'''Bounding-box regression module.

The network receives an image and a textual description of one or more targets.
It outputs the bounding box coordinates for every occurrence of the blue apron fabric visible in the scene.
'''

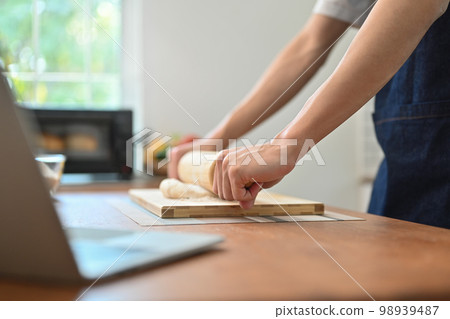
[368,9,450,228]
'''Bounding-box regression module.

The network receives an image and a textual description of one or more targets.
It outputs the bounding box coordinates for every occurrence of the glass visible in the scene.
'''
[35,154,66,194]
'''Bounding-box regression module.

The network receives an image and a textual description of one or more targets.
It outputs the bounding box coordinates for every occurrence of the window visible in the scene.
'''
[0,0,121,108]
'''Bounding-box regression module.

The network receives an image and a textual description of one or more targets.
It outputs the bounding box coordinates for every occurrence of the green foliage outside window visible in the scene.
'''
[0,0,121,108]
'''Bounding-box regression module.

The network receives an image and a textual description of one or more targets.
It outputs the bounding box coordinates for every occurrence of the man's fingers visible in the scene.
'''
[230,174,262,203]
[239,199,256,210]
[213,157,222,197]
[238,183,261,209]
[261,179,281,189]
[221,158,234,201]
[247,181,262,198]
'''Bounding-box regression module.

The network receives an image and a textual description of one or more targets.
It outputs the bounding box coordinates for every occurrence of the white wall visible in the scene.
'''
[130,0,368,211]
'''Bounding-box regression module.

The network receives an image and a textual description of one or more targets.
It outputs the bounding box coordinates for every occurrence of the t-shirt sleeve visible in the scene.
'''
[313,0,376,27]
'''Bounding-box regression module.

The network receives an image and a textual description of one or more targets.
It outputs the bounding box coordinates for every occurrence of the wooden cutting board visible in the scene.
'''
[129,188,324,218]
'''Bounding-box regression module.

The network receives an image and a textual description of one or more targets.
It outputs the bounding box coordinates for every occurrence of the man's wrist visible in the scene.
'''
[270,136,302,166]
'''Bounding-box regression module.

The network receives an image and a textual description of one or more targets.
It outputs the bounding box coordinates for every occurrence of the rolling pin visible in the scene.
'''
[178,151,218,192]
[177,151,253,193]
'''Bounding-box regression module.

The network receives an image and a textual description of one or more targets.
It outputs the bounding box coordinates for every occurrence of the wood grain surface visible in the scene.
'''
[129,188,324,218]
[1,187,449,301]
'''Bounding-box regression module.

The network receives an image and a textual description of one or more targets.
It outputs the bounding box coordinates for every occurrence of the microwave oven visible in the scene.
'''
[28,108,133,179]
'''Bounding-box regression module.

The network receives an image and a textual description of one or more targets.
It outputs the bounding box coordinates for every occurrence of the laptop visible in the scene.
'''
[0,72,223,283]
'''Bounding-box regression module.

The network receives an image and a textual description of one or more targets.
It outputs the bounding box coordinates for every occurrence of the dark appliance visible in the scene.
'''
[29,108,132,179]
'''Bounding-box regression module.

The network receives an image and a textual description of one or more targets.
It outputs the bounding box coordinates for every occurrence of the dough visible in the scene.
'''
[159,178,217,199]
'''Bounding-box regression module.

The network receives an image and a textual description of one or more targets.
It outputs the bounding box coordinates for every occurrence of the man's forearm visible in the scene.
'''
[277,0,449,157]
[206,15,350,147]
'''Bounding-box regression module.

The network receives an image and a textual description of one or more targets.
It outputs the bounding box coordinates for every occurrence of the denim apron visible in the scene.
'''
[368,9,450,228]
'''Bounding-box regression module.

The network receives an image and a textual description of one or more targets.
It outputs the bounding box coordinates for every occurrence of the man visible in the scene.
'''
[169,0,450,228]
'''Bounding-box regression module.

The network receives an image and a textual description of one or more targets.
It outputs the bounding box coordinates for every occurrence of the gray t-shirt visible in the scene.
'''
[313,0,376,27]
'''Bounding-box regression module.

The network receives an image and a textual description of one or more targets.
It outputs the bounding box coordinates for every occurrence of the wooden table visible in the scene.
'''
[1,183,449,301]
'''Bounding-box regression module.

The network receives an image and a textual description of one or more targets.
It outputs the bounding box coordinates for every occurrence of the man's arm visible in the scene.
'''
[207,14,350,145]
[214,0,449,206]
[168,15,349,179]
[278,0,448,144]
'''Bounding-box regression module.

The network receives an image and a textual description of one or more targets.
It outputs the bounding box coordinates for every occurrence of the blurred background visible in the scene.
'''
[0,0,383,212]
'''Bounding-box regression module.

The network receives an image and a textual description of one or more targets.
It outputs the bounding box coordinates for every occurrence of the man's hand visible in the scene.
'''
[213,142,298,209]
